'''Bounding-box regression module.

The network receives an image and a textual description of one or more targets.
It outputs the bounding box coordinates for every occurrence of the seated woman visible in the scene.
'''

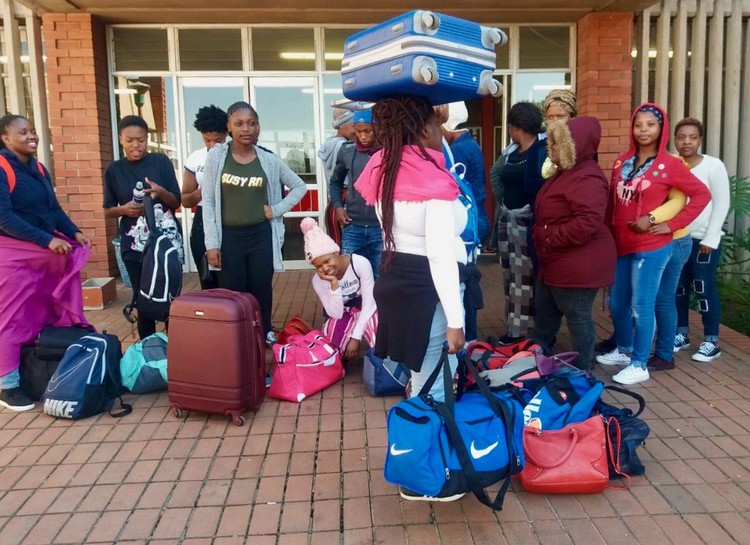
[0,114,91,412]
[301,217,377,360]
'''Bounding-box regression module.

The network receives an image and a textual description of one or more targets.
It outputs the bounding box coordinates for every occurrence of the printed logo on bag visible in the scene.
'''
[470,440,499,459]
[523,396,542,427]
[43,398,78,418]
[389,444,413,456]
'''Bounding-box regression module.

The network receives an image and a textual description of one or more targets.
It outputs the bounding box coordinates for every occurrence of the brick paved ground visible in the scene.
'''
[1,262,750,544]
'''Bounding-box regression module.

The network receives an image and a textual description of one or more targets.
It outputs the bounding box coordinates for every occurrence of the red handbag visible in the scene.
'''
[519,416,611,494]
[276,315,313,345]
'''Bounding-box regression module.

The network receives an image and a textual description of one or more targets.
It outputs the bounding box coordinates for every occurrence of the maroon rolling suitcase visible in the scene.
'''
[167,289,266,425]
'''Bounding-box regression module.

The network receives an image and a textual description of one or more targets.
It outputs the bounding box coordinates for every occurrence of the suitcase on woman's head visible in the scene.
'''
[167,289,265,425]
[341,10,507,105]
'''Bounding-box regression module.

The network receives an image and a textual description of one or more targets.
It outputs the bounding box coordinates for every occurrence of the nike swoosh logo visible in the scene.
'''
[470,440,499,459]
[390,444,413,456]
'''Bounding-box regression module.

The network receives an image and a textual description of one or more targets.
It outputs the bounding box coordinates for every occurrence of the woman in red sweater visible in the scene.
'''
[597,103,710,385]
[531,117,616,370]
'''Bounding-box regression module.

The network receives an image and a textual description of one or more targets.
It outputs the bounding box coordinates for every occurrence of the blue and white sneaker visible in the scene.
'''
[673,333,690,353]
[692,342,721,363]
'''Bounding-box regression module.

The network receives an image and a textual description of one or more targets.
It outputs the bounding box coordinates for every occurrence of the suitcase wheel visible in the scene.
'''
[172,406,183,419]
[226,410,246,427]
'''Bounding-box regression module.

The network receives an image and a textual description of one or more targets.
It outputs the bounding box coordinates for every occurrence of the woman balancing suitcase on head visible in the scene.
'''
[355,96,467,502]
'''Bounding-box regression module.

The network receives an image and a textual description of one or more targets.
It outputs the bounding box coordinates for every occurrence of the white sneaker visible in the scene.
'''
[399,487,465,502]
[692,342,721,362]
[673,333,690,353]
[612,364,650,385]
[596,348,631,366]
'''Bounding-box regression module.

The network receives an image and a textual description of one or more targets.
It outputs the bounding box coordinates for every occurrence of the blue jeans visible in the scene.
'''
[409,302,458,403]
[653,235,693,360]
[0,368,20,389]
[341,224,383,279]
[677,239,722,342]
[611,245,671,369]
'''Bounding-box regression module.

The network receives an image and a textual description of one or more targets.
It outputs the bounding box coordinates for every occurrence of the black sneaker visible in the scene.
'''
[0,388,35,412]
[595,335,617,354]
[399,486,465,502]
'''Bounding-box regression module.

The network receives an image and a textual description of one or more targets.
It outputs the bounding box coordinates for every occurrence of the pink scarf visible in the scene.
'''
[355,145,459,206]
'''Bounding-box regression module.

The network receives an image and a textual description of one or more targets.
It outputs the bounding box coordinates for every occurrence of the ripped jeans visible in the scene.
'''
[610,245,671,369]
[676,239,722,342]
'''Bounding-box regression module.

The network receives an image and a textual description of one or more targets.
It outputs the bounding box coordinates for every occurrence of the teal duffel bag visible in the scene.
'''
[120,332,168,393]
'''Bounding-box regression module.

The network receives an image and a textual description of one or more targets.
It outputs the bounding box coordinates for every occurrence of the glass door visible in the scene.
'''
[177,77,246,272]
[250,77,322,270]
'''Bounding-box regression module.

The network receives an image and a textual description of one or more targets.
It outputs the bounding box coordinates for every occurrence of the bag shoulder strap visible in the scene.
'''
[0,155,45,193]
[605,416,631,489]
[602,385,646,417]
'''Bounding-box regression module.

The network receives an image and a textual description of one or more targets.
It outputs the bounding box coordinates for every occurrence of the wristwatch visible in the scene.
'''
[648,213,656,224]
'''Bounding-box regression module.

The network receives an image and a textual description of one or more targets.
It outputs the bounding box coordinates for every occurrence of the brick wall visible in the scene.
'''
[576,12,634,170]
[43,13,116,280]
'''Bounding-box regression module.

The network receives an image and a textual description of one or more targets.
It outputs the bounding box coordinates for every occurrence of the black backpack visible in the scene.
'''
[124,194,183,323]
[42,333,132,420]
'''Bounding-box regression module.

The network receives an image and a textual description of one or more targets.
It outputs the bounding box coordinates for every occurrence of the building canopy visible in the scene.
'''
[20,0,656,23]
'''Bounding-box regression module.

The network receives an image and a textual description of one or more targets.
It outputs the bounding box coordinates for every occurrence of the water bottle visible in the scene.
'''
[132,181,145,205]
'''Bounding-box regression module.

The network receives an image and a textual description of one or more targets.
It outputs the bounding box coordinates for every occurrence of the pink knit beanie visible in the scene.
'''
[301,217,340,263]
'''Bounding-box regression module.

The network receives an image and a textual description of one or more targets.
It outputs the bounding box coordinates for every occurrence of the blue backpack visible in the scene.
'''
[43,333,132,420]
[120,333,168,394]
[443,140,480,260]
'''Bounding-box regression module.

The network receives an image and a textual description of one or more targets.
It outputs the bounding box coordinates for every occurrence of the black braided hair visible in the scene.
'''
[0,114,26,149]
[193,105,228,134]
[371,96,440,267]
[226,101,259,120]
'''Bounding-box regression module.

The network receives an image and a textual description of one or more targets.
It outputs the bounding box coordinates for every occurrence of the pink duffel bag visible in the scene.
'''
[269,331,345,402]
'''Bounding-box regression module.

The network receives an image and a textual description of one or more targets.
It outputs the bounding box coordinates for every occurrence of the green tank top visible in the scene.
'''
[220,151,268,227]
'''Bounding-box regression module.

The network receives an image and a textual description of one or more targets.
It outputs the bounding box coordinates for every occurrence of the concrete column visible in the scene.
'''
[25,13,51,170]
[688,0,708,118]
[722,0,742,177]
[634,8,652,105]
[1,0,27,115]
[654,0,674,109]
[670,1,689,125]
[706,0,726,157]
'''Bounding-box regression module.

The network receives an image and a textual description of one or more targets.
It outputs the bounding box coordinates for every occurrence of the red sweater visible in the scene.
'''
[609,103,710,256]
[534,117,616,289]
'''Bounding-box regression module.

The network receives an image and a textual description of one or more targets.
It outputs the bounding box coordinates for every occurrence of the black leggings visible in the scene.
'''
[219,222,274,334]
[190,207,219,290]
[124,257,157,340]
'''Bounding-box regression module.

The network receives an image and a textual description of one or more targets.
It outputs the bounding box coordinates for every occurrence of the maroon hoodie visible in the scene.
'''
[534,116,616,289]
[609,103,710,256]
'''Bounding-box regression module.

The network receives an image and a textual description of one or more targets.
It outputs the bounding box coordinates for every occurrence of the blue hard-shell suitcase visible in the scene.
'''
[341,10,507,105]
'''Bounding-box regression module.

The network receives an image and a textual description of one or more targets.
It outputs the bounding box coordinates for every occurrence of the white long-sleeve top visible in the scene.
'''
[688,154,731,249]
[378,199,467,329]
[311,254,376,341]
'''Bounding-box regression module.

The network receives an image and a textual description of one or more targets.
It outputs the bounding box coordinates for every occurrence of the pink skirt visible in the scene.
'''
[0,235,89,376]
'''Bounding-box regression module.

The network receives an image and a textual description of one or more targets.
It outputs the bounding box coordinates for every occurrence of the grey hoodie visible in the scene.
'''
[202,143,307,271]
[317,136,351,187]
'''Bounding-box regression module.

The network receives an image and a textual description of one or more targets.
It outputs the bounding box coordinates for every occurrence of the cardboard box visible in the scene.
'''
[82,277,117,310]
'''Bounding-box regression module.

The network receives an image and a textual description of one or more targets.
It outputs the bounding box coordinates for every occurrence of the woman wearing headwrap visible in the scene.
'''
[541,89,578,179]
[596,103,710,385]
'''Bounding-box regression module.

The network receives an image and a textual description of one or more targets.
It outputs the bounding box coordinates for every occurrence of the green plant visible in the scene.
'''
[719,175,750,272]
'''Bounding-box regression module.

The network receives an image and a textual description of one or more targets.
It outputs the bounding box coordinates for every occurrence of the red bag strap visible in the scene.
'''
[0,155,46,193]
[605,416,632,490]
[0,155,16,193]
